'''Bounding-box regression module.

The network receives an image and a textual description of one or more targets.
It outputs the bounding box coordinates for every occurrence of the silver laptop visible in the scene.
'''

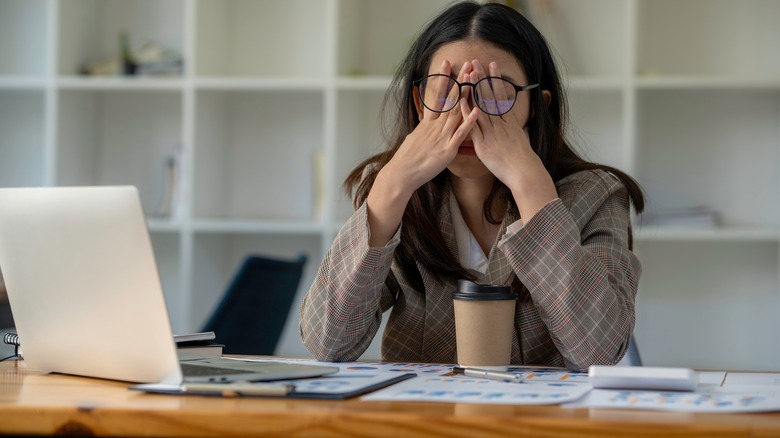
[0,186,337,384]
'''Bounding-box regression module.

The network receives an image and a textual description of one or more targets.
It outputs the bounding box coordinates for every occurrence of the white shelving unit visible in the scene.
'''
[1,0,778,370]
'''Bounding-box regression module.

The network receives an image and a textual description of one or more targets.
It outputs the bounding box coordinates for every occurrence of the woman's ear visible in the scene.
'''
[542,89,551,106]
[528,89,552,121]
[412,86,425,120]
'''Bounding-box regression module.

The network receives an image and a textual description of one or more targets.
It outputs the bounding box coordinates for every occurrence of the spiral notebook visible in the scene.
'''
[0,186,337,384]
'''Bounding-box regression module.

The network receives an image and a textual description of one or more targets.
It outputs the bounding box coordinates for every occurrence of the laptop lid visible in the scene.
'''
[0,186,336,384]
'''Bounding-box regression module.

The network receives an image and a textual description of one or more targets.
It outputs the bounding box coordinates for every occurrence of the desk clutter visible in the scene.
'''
[174,331,223,359]
[132,357,780,414]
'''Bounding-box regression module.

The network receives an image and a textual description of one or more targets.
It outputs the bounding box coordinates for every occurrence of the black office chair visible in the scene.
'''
[201,253,307,355]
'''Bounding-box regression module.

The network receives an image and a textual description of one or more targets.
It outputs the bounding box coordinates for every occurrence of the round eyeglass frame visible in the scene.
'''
[413,74,540,116]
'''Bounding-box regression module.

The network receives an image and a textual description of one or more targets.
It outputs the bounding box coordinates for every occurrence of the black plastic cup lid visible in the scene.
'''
[451,279,516,301]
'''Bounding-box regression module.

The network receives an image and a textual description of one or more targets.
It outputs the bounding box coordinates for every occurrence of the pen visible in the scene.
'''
[452,366,524,383]
[182,381,295,396]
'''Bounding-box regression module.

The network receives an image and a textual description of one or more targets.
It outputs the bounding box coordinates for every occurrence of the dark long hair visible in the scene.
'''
[344,1,645,291]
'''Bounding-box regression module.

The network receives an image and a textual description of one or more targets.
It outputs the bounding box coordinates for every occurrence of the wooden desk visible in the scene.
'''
[2,360,780,437]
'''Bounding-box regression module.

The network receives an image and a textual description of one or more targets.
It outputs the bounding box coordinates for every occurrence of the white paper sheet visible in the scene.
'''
[562,388,780,413]
[362,375,591,405]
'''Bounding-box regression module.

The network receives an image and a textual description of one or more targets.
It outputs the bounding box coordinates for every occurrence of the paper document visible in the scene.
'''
[562,389,780,413]
[362,375,591,405]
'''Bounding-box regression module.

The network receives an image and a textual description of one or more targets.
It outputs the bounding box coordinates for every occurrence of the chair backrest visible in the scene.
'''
[201,254,307,355]
[626,335,643,366]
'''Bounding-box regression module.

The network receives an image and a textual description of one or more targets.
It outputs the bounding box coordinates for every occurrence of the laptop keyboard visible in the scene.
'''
[180,363,254,377]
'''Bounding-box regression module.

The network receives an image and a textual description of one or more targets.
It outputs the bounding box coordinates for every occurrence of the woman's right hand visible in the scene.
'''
[384,60,479,194]
[365,60,479,247]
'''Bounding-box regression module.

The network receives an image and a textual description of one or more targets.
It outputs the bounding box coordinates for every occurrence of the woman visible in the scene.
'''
[300,1,644,371]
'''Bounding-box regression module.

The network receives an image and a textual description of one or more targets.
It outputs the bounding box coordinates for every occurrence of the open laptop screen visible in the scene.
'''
[0,186,182,383]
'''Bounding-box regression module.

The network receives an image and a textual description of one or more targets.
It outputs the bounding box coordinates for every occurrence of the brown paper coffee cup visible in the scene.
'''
[452,280,516,370]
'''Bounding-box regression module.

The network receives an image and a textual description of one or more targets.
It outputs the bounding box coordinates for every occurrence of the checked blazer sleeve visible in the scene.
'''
[499,170,641,371]
[299,202,400,361]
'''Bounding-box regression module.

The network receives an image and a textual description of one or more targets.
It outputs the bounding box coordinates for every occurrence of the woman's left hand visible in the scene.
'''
[462,59,558,221]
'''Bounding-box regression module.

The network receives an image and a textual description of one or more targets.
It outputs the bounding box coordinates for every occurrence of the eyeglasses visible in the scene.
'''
[413,74,539,116]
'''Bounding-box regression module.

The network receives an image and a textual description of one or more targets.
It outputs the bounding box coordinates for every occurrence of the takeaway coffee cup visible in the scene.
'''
[452,280,517,370]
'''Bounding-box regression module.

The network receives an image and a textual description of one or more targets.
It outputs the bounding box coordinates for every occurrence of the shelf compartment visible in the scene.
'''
[56,89,183,216]
[338,0,452,77]
[150,231,182,330]
[635,89,780,229]
[637,0,780,78]
[193,89,325,222]
[195,0,328,78]
[58,0,184,76]
[526,0,627,78]
[0,90,47,187]
[0,0,48,76]
[567,89,627,172]
[634,241,780,371]
[189,232,322,356]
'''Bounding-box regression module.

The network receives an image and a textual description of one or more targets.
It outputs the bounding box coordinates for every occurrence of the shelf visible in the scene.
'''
[0,77,47,90]
[566,76,625,91]
[192,219,324,235]
[147,218,183,233]
[635,89,780,231]
[336,76,392,91]
[635,226,780,242]
[636,76,780,90]
[194,77,326,91]
[57,76,184,90]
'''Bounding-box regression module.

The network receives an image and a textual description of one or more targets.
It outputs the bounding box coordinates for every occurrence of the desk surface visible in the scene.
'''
[1,360,780,437]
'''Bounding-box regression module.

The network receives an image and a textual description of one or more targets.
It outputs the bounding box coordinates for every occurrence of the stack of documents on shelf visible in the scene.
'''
[642,206,721,229]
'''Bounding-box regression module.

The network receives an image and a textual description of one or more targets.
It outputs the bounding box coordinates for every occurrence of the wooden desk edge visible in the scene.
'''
[2,360,780,437]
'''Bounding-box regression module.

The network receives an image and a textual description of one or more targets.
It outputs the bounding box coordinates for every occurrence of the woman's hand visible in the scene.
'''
[383,60,479,196]
[365,60,479,246]
[463,59,558,222]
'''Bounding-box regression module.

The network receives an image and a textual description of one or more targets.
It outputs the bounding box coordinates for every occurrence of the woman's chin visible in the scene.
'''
[447,156,492,180]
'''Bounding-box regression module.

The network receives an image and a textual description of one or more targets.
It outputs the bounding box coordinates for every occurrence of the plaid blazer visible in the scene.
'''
[300,169,640,371]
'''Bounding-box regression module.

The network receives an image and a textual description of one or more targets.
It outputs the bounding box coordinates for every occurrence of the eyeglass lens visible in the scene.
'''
[420,76,518,115]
